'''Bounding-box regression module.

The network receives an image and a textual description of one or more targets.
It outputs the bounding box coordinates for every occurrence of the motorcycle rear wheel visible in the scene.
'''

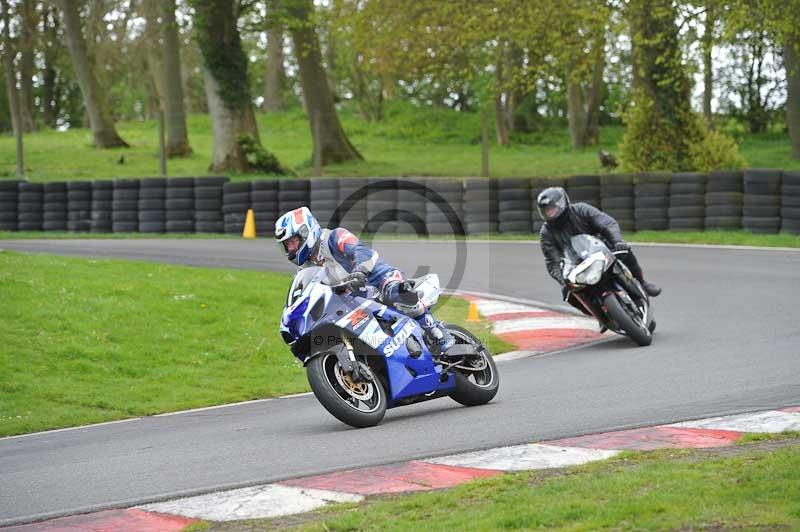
[445,324,499,406]
[307,353,387,428]
[603,293,652,346]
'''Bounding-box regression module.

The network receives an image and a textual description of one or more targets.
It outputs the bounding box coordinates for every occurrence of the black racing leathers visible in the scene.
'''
[539,202,625,285]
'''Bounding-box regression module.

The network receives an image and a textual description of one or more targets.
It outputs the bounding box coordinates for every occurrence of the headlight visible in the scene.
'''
[575,260,605,285]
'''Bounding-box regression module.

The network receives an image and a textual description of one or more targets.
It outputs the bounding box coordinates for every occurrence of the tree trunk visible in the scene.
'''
[1,0,23,175]
[785,38,800,159]
[42,4,59,128]
[566,73,587,150]
[160,0,191,156]
[18,0,36,132]
[264,26,286,112]
[194,0,284,173]
[702,4,714,125]
[203,68,260,171]
[58,0,128,147]
[584,32,605,146]
[286,0,362,165]
[493,52,509,146]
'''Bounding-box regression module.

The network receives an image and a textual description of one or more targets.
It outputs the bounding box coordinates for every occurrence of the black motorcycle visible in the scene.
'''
[562,234,655,346]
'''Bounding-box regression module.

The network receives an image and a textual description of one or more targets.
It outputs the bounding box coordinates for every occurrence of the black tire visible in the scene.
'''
[669,194,705,207]
[167,177,195,187]
[635,196,669,208]
[194,176,229,187]
[446,324,499,406]
[18,192,42,203]
[782,195,800,207]
[195,221,224,233]
[165,210,194,221]
[0,222,18,231]
[306,353,387,428]
[194,211,223,221]
[705,216,741,229]
[44,192,67,203]
[139,178,168,188]
[113,189,139,201]
[670,182,706,195]
[742,217,781,233]
[138,199,165,211]
[0,191,18,202]
[743,206,780,218]
[166,198,194,210]
[138,188,166,200]
[782,207,800,219]
[635,218,669,230]
[602,197,634,209]
[138,210,166,222]
[0,212,18,222]
[668,218,704,230]
[166,187,194,199]
[112,211,138,222]
[498,221,532,233]
[498,210,531,222]
[603,292,652,346]
[707,171,743,192]
[166,220,195,232]
[138,222,165,233]
[635,183,669,196]
[194,187,224,200]
[112,200,138,211]
[223,181,252,194]
[668,206,704,218]
[43,221,67,231]
[68,201,91,211]
[743,194,780,206]
[705,204,742,217]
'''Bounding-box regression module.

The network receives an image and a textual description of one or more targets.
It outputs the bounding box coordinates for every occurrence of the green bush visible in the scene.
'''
[620,92,744,173]
[689,128,747,172]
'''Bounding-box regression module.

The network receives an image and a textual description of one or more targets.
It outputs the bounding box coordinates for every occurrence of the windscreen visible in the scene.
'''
[286,266,325,306]
[566,234,609,263]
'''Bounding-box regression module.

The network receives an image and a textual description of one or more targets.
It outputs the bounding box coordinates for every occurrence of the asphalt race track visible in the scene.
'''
[1,238,799,526]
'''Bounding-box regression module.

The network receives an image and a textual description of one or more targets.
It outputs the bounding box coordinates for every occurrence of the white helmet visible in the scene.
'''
[275,207,322,266]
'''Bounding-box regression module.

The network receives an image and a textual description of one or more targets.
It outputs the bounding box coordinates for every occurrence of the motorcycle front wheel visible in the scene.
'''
[445,324,499,406]
[306,353,387,428]
[603,293,652,346]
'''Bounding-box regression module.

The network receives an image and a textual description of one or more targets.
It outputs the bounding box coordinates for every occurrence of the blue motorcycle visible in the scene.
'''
[280,266,499,428]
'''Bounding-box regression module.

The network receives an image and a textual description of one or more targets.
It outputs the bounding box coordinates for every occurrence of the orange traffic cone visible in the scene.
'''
[242,209,256,239]
[466,301,480,322]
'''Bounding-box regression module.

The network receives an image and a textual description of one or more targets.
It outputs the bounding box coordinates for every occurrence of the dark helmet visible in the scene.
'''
[536,187,570,223]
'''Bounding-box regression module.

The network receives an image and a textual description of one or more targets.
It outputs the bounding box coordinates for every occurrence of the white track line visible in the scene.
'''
[473,299,548,316]
[424,443,618,472]
[492,316,600,334]
[138,484,362,521]
[670,410,800,433]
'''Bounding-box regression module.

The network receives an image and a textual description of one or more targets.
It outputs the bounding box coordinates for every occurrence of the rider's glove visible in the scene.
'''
[614,241,631,252]
[345,271,368,290]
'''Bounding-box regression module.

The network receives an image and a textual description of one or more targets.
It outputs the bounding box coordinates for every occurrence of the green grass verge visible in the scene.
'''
[263,439,800,531]
[2,230,800,248]
[0,251,511,437]
[1,104,797,181]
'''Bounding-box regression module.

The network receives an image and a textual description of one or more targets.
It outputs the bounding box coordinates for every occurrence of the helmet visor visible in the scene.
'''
[281,234,302,260]
[538,194,567,221]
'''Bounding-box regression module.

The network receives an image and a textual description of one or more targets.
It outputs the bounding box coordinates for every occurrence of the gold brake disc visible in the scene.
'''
[334,364,374,401]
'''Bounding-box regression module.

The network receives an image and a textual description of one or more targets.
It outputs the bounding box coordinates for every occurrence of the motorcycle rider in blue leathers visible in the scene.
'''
[275,206,456,353]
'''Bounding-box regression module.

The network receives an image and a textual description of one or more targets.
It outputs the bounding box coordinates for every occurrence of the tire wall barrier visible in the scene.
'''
[1,169,798,237]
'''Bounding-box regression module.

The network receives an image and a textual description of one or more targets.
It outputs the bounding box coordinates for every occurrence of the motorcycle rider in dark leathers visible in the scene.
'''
[536,187,661,316]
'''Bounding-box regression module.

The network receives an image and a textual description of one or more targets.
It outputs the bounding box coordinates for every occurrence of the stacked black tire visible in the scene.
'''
[497,178,531,233]
[66,181,92,232]
[600,174,635,232]
[90,181,113,233]
[223,181,251,235]
[18,182,43,231]
[567,175,601,208]
[0,180,20,231]
[463,178,498,235]
[704,171,743,230]
[396,178,428,235]
[112,179,139,233]
[252,180,278,236]
[781,171,800,234]
[165,178,195,233]
[138,178,167,233]
[668,173,706,231]
[278,180,310,231]
[634,173,670,231]
[530,177,564,233]
[42,182,68,231]
[366,178,397,234]
[742,169,781,234]
[338,178,367,234]
[194,177,228,234]
[309,178,340,230]
[426,179,464,235]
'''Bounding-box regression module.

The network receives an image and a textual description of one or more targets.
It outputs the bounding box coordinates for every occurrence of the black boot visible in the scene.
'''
[641,280,661,297]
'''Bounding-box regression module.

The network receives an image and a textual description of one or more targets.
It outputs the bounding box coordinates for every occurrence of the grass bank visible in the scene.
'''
[230,436,800,531]
[0,252,511,437]
[0,103,798,181]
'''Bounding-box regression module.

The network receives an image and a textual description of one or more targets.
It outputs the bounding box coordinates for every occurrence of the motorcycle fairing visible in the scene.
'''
[280,268,455,406]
